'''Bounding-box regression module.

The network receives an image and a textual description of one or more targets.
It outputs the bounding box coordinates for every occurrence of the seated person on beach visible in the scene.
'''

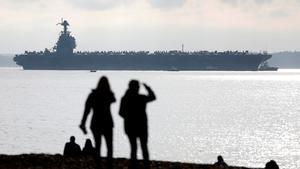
[82,139,96,157]
[214,155,229,169]
[265,160,279,169]
[63,136,81,156]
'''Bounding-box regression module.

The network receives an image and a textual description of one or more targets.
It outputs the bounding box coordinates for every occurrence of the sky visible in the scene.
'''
[0,0,300,53]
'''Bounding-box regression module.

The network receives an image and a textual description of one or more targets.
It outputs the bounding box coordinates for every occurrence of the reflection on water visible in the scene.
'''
[0,69,299,169]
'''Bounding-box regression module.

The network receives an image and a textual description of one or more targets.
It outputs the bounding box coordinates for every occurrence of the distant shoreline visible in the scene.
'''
[0,154,262,169]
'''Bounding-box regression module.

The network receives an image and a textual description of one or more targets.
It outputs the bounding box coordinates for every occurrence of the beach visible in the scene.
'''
[0,154,262,169]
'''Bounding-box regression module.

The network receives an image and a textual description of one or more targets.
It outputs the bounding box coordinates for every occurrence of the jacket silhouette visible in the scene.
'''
[119,80,156,169]
[80,76,116,161]
[63,136,81,156]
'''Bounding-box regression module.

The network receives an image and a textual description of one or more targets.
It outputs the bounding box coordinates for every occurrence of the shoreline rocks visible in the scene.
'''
[0,154,262,169]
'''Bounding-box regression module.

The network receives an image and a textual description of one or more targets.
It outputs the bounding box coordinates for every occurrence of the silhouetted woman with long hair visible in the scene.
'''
[80,76,116,167]
[82,139,96,157]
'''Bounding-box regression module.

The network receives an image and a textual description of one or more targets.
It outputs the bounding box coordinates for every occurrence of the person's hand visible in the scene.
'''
[79,124,87,134]
[143,83,150,89]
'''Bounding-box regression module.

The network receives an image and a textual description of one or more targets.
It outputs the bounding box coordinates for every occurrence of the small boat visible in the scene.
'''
[259,62,278,71]
[168,67,179,71]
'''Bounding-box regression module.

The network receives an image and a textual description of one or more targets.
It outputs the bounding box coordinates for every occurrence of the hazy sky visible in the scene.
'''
[1,0,300,53]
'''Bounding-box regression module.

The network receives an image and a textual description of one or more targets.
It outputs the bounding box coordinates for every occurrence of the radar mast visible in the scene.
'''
[57,19,70,35]
[54,19,76,55]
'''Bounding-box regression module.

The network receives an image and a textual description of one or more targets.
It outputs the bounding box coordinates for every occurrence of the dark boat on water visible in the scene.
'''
[14,20,272,71]
[259,62,279,71]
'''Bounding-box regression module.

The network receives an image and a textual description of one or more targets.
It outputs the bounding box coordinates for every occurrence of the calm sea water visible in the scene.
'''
[0,68,299,169]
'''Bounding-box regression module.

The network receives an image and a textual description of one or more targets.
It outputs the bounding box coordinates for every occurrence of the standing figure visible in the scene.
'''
[119,80,156,169]
[79,76,116,167]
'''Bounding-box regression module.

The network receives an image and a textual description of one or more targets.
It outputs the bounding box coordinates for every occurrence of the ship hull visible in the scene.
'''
[14,53,271,71]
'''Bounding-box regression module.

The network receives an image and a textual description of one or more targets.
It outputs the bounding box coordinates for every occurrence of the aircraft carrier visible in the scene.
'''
[14,20,272,71]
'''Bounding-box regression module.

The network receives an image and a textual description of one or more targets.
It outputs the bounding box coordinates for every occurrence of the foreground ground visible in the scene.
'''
[0,154,262,169]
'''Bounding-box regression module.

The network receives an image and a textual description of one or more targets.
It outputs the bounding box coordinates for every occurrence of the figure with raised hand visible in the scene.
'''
[119,80,156,169]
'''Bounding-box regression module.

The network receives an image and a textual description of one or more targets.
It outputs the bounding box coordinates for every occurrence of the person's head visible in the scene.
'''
[96,76,111,92]
[217,155,224,162]
[265,160,279,169]
[128,80,139,94]
[84,139,93,148]
[70,136,75,143]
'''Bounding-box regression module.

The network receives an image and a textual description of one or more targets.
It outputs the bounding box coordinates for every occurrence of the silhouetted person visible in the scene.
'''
[79,76,116,168]
[63,136,81,156]
[214,155,228,169]
[119,80,156,169]
[265,160,279,169]
[82,139,97,157]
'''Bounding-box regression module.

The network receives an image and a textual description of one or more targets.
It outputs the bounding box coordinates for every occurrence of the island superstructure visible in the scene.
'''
[14,20,272,71]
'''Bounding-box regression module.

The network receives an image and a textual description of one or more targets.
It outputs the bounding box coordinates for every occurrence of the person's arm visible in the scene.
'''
[79,94,92,134]
[119,97,126,118]
[143,83,156,102]
[63,143,69,156]
[110,92,116,103]
[224,162,229,168]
